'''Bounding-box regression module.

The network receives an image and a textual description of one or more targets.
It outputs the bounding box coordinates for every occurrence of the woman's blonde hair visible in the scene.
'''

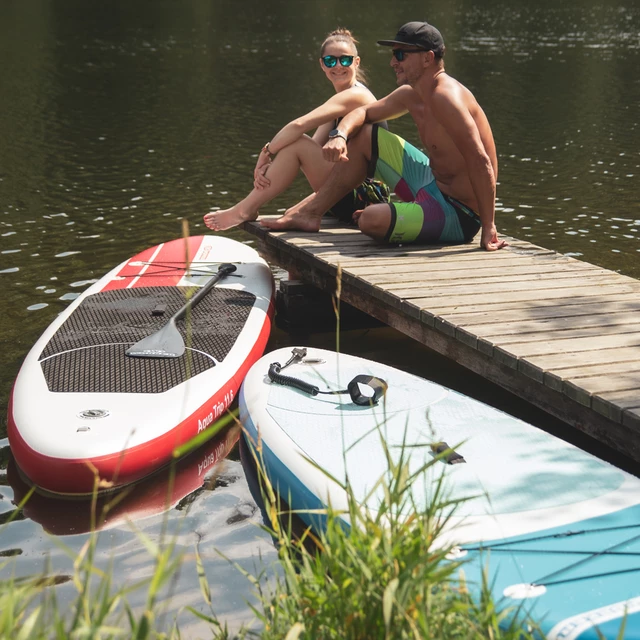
[320,28,367,85]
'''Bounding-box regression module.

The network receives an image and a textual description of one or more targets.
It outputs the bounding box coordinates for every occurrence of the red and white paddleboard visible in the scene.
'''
[8,235,274,495]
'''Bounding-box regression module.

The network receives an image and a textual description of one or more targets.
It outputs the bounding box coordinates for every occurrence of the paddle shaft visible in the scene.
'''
[170,264,236,323]
[125,262,237,358]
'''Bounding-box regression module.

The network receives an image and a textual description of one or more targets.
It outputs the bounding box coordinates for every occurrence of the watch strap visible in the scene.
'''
[328,129,348,142]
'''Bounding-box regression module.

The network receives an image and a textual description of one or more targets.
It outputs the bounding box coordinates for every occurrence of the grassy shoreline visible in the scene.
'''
[1,416,538,640]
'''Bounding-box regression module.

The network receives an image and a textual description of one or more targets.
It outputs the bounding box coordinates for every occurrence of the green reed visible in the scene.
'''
[235,419,541,640]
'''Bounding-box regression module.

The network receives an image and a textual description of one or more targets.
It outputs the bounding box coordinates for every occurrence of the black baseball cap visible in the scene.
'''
[377,21,444,52]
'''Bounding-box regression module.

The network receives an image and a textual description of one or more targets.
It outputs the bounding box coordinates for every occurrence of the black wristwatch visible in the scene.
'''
[328,128,348,142]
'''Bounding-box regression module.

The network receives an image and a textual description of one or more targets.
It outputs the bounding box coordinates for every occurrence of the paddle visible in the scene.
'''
[126,262,237,359]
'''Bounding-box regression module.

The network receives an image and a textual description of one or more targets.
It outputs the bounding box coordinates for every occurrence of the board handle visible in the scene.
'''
[430,442,466,465]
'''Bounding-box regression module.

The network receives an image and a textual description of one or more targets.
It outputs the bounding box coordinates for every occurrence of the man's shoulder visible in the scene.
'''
[386,84,418,104]
[432,76,475,108]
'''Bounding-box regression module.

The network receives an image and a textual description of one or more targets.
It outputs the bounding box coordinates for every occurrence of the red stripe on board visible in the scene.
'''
[8,297,274,495]
[102,236,206,291]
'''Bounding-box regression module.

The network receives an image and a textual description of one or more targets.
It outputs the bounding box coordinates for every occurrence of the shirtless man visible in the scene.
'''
[261,21,507,251]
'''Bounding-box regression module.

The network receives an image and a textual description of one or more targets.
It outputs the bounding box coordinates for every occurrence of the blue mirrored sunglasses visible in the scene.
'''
[392,49,427,61]
[322,55,354,68]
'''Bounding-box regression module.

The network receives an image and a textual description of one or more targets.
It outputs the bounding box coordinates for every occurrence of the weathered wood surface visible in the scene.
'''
[242,216,640,461]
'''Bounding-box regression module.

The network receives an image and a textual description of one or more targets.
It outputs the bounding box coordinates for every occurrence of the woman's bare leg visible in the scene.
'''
[260,125,373,231]
[204,136,333,231]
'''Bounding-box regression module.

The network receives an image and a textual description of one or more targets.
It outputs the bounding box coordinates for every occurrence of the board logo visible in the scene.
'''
[198,244,212,261]
[77,409,110,419]
[198,412,214,433]
[197,390,235,433]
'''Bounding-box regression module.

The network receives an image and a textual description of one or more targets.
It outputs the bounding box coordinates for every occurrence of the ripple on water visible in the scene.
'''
[70,279,98,288]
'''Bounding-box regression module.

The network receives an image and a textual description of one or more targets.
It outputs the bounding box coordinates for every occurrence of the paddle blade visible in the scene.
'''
[125,319,185,359]
[125,261,236,359]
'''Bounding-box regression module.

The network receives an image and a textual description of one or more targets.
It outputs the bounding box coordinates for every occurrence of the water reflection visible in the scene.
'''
[0,424,279,635]
[7,425,241,537]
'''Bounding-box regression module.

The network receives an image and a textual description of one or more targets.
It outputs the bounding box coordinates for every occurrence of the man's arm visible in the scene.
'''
[322,87,412,162]
[431,92,505,251]
[267,88,373,154]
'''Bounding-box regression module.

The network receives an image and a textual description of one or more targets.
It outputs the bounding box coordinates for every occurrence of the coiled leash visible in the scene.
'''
[267,348,388,407]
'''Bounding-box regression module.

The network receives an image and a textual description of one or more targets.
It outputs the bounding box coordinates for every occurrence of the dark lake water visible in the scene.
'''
[1,0,639,633]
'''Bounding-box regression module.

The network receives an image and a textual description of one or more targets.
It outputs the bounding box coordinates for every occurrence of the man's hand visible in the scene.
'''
[323,137,349,163]
[481,225,508,251]
[352,208,365,224]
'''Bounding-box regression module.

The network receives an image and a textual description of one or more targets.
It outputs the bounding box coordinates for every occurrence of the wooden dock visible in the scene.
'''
[243,217,640,462]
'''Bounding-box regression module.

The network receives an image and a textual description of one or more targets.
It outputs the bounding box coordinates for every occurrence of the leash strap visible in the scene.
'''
[267,362,387,406]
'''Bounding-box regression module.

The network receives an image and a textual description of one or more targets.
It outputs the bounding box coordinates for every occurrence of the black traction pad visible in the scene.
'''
[39,286,256,394]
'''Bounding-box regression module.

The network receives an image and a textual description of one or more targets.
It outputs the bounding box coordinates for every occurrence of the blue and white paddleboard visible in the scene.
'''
[240,346,640,640]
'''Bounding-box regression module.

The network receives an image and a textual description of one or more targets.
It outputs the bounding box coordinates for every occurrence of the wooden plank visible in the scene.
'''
[551,360,640,379]
[498,332,640,358]
[563,373,640,408]
[456,311,640,339]
[345,261,607,280]
[482,318,640,343]
[624,408,640,431]
[592,389,640,425]
[374,274,627,297]
[544,361,640,393]
[301,245,556,261]
[440,299,640,326]
[356,267,610,287]
[331,253,569,270]
[566,371,640,395]
[519,346,640,382]
[411,282,640,311]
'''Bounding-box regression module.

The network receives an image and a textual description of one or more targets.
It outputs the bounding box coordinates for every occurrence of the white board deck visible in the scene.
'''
[240,346,640,640]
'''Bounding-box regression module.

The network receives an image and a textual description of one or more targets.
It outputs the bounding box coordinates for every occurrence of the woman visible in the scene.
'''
[203,29,388,231]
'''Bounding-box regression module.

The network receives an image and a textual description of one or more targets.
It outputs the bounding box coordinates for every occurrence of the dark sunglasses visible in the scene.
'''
[322,55,354,68]
[392,49,427,61]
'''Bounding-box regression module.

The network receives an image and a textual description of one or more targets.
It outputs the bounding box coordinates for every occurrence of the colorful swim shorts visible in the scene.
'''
[368,126,481,244]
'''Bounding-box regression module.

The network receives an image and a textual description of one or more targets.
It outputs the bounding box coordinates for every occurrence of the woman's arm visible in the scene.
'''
[312,121,333,146]
[266,87,375,155]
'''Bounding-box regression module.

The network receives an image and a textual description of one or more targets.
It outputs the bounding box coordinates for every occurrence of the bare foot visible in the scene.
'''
[260,210,323,232]
[203,207,258,232]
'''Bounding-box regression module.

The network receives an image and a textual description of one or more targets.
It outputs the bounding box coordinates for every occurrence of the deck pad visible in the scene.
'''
[40,287,256,393]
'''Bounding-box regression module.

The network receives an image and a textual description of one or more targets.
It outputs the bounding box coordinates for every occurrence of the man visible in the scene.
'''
[261,21,507,251]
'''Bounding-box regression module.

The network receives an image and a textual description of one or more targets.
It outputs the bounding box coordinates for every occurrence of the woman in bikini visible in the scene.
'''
[203,28,386,231]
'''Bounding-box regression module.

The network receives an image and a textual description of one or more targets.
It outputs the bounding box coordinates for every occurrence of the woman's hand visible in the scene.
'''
[254,150,272,189]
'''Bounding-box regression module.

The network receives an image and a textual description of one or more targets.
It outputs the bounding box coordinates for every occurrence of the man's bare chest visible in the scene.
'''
[408,103,455,161]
